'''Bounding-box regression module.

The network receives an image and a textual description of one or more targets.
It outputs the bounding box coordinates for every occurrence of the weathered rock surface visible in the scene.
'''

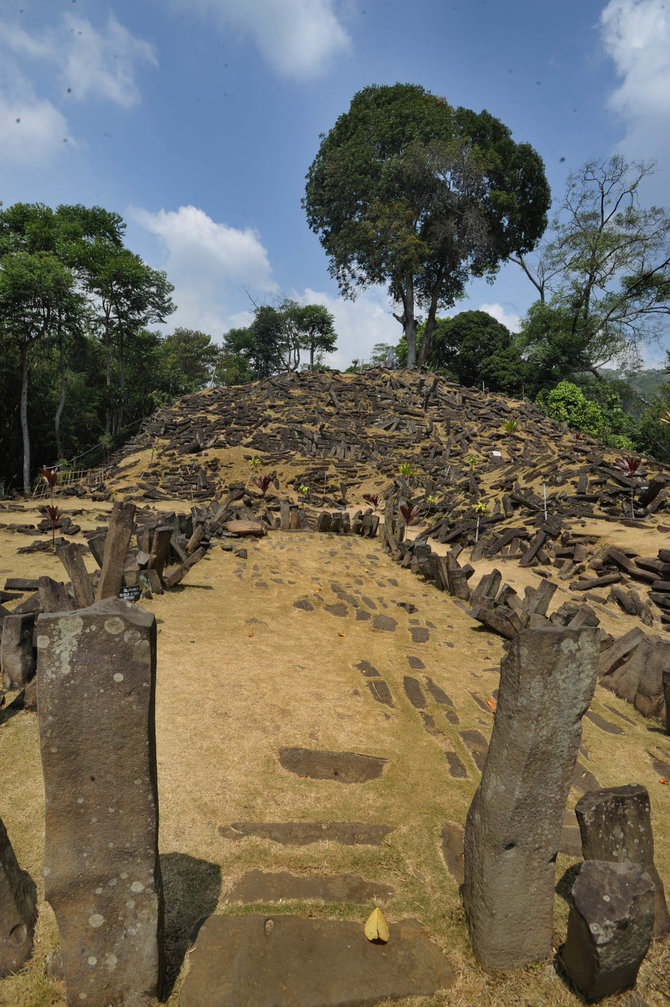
[278,747,388,783]
[0,613,34,690]
[463,625,600,972]
[179,914,454,1007]
[36,598,163,1007]
[95,500,136,600]
[575,784,670,937]
[225,871,394,905]
[0,817,37,977]
[560,860,655,1002]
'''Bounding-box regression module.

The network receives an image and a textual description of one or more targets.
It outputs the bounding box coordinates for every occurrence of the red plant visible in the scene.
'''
[45,504,62,546]
[40,465,58,490]
[399,504,419,525]
[253,474,274,496]
[573,431,581,441]
[363,493,379,508]
[615,456,641,476]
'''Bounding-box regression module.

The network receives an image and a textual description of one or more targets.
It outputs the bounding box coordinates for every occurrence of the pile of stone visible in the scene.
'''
[74,370,669,528]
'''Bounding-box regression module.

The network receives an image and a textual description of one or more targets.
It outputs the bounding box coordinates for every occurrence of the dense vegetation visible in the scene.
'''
[2,92,669,492]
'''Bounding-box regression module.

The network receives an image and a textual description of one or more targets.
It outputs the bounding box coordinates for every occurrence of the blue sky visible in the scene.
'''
[1,0,669,368]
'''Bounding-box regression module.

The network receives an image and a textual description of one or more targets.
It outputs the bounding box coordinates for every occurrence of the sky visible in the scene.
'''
[1,0,669,369]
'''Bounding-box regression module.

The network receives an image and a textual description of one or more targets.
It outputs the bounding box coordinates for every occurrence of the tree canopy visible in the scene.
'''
[222,300,337,379]
[514,157,670,388]
[303,82,549,368]
[0,202,174,492]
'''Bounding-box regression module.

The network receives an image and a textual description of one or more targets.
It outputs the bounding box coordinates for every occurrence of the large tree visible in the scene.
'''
[428,310,523,393]
[303,83,549,368]
[513,157,670,385]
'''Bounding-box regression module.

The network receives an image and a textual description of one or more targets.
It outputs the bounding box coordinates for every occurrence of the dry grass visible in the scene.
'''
[0,499,668,1006]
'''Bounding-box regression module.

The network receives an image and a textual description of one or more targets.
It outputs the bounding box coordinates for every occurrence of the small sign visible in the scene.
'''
[118,585,141,602]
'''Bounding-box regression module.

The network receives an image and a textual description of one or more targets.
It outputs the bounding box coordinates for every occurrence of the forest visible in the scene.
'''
[1,86,669,494]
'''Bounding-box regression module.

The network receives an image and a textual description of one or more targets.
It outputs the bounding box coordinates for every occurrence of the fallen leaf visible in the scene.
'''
[248,631,254,637]
[486,698,497,712]
[365,907,389,944]
[338,632,346,637]
[659,777,669,785]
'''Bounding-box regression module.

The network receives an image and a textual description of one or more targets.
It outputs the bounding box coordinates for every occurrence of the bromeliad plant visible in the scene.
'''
[39,465,62,548]
[399,503,419,526]
[363,493,380,509]
[614,456,641,477]
[253,474,276,497]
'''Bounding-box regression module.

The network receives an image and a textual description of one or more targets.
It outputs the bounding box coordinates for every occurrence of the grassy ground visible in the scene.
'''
[0,499,669,1006]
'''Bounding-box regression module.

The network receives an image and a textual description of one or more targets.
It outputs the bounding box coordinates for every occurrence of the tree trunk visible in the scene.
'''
[395,279,417,368]
[55,331,66,458]
[404,316,417,369]
[20,344,31,495]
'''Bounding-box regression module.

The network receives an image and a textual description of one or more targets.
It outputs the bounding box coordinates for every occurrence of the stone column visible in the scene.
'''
[95,501,136,601]
[463,626,600,972]
[0,817,37,976]
[36,598,163,1007]
[575,784,670,937]
[1,613,35,690]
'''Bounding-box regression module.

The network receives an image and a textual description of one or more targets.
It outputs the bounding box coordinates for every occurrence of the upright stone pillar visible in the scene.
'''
[463,626,600,972]
[575,784,670,937]
[95,501,136,601]
[0,817,37,976]
[36,598,163,1007]
[1,613,35,689]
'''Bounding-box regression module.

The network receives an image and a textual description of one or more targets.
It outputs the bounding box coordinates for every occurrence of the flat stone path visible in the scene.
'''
[146,530,663,1006]
[180,915,455,1007]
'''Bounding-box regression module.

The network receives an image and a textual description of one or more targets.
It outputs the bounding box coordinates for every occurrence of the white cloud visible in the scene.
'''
[477,302,522,333]
[293,287,399,369]
[171,0,351,79]
[600,0,670,197]
[0,88,73,164]
[0,12,155,164]
[130,205,279,336]
[60,14,157,107]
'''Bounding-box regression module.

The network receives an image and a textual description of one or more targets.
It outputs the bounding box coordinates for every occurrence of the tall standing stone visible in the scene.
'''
[95,501,136,601]
[575,784,670,937]
[36,598,163,1006]
[0,817,37,976]
[463,626,600,972]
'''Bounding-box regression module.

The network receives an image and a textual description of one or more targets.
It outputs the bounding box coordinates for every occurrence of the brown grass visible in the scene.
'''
[0,499,668,1006]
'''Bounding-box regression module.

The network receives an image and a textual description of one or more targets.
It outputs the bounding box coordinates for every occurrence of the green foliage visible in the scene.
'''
[0,202,175,491]
[428,311,523,392]
[515,157,670,388]
[155,328,219,398]
[540,381,606,436]
[304,82,549,368]
[223,301,337,380]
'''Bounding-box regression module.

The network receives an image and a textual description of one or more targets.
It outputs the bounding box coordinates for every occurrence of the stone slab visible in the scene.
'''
[218,822,394,846]
[278,748,388,783]
[225,871,394,905]
[179,915,454,1007]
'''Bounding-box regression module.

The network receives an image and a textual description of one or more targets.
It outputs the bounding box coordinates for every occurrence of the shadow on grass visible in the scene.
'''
[555,862,582,904]
[0,689,27,726]
[160,852,222,999]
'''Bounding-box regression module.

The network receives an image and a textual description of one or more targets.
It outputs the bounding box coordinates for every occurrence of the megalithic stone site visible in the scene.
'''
[36,598,163,1007]
[463,625,600,972]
